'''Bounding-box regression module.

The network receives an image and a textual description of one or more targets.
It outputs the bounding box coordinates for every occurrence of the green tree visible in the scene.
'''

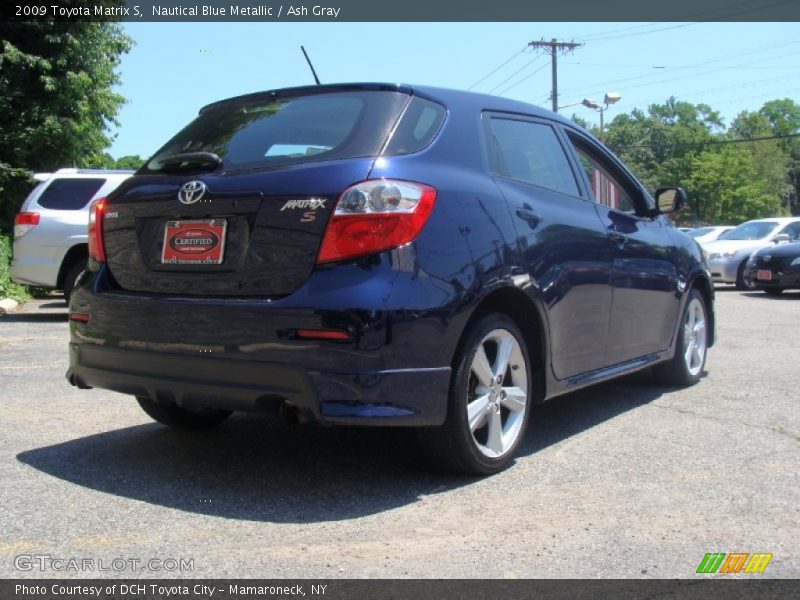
[0,19,132,228]
[604,98,723,196]
[758,99,800,213]
[729,110,792,208]
[689,145,783,223]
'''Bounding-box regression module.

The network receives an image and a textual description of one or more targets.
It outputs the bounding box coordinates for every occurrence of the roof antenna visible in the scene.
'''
[300,46,321,85]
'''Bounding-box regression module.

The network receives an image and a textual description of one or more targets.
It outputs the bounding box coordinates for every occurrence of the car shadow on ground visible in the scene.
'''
[2,311,68,322]
[17,372,674,524]
[740,291,800,300]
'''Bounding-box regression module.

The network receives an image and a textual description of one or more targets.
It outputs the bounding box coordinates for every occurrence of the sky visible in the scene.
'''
[109,21,800,158]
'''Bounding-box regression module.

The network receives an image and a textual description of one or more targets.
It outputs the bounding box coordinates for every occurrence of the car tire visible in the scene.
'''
[62,259,87,306]
[136,396,232,430]
[735,261,751,290]
[653,289,709,387]
[417,312,533,475]
[764,288,783,296]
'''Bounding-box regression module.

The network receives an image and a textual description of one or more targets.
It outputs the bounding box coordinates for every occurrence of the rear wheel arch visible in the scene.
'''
[460,286,547,401]
[57,244,88,288]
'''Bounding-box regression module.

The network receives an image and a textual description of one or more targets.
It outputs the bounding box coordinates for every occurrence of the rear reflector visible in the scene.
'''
[88,197,106,263]
[13,212,40,238]
[317,179,436,264]
[295,328,350,341]
[69,312,91,323]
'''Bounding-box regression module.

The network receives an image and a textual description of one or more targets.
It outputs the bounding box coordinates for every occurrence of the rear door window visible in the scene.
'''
[486,117,580,197]
[36,178,106,210]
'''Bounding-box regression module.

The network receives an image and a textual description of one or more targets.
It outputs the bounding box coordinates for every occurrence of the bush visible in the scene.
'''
[0,233,31,302]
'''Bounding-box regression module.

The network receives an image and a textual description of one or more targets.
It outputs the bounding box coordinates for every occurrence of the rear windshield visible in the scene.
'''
[36,178,106,210]
[144,90,412,173]
[719,222,778,241]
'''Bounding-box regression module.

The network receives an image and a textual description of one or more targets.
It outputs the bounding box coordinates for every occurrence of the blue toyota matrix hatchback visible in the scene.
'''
[67,83,715,474]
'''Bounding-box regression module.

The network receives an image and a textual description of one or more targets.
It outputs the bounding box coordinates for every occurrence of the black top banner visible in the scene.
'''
[5,0,800,22]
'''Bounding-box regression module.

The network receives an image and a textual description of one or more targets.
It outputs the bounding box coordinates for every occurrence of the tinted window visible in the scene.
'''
[488,118,579,196]
[144,90,410,173]
[37,178,106,210]
[719,222,778,240]
[779,221,800,239]
[383,97,446,155]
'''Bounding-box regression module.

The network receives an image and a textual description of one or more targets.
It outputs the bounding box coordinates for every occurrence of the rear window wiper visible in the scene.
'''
[154,151,222,173]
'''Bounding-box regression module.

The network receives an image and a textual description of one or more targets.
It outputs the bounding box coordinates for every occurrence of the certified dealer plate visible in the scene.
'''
[161,219,227,265]
[756,269,772,281]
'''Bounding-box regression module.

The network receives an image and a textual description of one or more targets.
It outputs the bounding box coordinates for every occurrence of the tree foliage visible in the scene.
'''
[0,20,132,229]
[602,97,799,224]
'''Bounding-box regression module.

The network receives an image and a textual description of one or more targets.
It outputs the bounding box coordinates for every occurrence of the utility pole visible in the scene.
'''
[528,39,583,113]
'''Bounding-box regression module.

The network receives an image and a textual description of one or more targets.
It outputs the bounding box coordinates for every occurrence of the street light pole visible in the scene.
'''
[574,92,620,143]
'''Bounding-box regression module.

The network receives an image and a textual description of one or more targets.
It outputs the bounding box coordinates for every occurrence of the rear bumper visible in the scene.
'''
[9,252,60,288]
[67,343,450,426]
[66,263,462,426]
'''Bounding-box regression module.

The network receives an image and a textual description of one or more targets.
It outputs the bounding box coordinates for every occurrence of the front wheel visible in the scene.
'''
[136,396,232,430]
[417,313,533,475]
[653,289,709,387]
[735,261,753,290]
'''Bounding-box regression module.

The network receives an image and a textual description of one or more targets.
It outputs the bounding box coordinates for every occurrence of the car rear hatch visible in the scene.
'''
[102,85,413,297]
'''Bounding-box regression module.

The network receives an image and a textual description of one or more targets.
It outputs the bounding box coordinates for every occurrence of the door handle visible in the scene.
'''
[516,207,542,224]
[609,232,628,245]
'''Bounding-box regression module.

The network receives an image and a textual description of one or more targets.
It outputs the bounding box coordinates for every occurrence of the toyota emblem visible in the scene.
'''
[178,180,207,205]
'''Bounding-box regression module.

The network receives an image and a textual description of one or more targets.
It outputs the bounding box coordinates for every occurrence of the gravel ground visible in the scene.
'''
[0,289,797,579]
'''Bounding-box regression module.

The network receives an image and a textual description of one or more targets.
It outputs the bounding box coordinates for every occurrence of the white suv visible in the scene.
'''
[10,168,133,303]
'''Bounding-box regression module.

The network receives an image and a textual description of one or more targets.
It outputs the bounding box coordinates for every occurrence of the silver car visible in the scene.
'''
[704,217,800,289]
[10,168,133,303]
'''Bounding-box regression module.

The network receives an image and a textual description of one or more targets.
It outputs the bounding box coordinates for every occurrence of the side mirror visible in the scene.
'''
[773,233,791,244]
[654,187,687,214]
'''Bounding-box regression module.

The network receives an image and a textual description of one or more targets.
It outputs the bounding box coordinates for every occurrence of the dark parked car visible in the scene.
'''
[67,83,715,474]
[747,241,800,295]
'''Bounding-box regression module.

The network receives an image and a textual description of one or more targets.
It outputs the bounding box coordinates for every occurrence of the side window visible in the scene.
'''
[779,222,800,240]
[487,117,579,197]
[36,178,106,210]
[572,146,637,213]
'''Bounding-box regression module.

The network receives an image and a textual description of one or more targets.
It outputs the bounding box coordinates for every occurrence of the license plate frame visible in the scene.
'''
[756,269,772,281]
[161,219,227,265]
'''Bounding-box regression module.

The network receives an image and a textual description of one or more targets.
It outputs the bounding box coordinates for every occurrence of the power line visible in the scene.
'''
[558,38,800,96]
[574,0,763,41]
[577,0,796,44]
[497,62,550,96]
[466,46,530,91]
[488,55,546,94]
[621,132,800,149]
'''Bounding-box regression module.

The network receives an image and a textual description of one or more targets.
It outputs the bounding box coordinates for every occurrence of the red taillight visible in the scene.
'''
[88,197,106,263]
[13,212,40,238]
[69,312,91,323]
[295,328,351,341]
[317,179,436,264]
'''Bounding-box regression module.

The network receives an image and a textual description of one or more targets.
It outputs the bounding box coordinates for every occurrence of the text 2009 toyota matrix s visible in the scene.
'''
[67,83,715,474]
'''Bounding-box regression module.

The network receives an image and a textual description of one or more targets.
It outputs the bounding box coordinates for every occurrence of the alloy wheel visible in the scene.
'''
[466,329,528,458]
[683,298,707,377]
